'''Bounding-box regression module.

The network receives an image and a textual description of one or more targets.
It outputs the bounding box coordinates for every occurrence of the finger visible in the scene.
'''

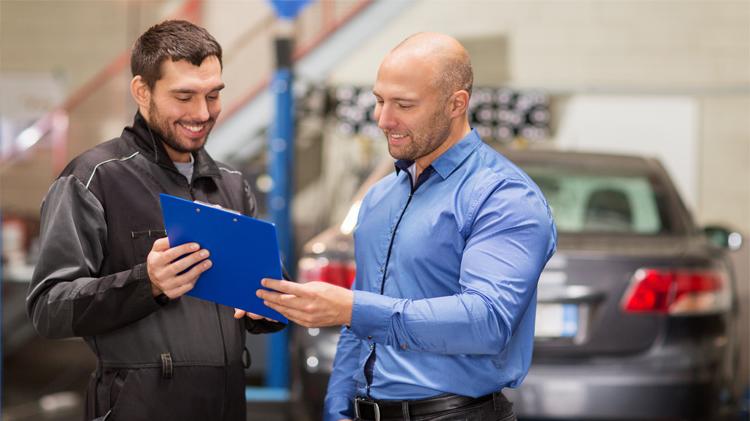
[161,260,210,292]
[168,249,210,275]
[255,288,273,301]
[256,289,296,306]
[263,301,314,327]
[244,311,265,320]
[163,279,196,299]
[174,259,213,286]
[152,237,170,252]
[261,278,307,296]
[161,242,201,264]
[234,309,246,319]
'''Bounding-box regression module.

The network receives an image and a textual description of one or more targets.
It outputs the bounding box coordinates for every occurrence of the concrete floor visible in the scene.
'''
[1,337,296,421]
[2,336,93,421]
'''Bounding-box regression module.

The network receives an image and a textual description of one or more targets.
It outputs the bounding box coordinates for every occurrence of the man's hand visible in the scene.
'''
[233,308,278,323]
[147,237,212,299]
[256,279,353,327]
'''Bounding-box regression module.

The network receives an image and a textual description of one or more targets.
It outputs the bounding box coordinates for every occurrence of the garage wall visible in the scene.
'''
[331,1,750,89]
[698,97,750,230]
[328,0,750,235]
[0,1,179,94]
[554,95,699,209]
[0,0,181,214]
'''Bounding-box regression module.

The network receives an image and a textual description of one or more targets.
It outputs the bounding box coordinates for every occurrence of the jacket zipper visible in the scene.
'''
[187,181,230,418]
[214,303,229,419]
[365,174,415,397]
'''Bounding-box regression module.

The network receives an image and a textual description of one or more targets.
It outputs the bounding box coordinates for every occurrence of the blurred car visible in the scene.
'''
[291,149,744,421]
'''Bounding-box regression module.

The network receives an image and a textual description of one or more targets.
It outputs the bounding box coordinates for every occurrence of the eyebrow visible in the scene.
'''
[372,90,417,103]
[170,84,225,94]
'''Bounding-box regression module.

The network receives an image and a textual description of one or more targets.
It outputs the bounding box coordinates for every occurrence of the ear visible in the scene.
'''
[447,90,469,118]
[130,75,151,112]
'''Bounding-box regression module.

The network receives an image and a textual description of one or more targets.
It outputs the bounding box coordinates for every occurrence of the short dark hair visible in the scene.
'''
[131,20,222,88]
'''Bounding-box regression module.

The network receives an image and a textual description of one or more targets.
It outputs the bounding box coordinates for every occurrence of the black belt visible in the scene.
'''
[354,391,500,421]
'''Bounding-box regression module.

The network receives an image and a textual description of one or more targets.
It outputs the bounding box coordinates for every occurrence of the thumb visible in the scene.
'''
[152,237,170,252]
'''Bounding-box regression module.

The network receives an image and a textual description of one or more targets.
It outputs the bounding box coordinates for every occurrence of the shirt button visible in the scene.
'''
[367,335,373,340]
[400,344,407,350]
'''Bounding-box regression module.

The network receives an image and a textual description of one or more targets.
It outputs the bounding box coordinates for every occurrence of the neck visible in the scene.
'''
[139,109,192,163]
[414,119,471,179]
[163,142,192,163]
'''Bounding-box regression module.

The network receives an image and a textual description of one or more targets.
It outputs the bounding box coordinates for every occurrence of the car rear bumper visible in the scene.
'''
[505,362,729,420]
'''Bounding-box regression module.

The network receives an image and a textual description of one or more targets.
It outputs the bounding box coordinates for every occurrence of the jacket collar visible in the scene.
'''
[124,111,221,180]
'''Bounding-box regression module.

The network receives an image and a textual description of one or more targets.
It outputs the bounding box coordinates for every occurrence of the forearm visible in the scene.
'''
[348,182,555,355]
[350,290,510,355]
[28,263,159,338]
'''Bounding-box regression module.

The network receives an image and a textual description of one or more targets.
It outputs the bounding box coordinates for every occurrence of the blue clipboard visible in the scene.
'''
[159,193,287,324]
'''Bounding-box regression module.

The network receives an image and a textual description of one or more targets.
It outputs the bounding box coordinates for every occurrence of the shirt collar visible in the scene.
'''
[393,129,482,180]
[394,159,412,173]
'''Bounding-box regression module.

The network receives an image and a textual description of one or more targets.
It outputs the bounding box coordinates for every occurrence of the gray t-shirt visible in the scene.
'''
[173,154,194,183]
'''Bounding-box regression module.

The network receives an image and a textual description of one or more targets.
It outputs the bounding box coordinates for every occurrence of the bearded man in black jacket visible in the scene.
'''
[26,20,284,421]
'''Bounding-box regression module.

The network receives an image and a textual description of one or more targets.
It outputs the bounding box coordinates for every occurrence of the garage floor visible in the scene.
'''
[1,337,296,421]
[3,336,92,421]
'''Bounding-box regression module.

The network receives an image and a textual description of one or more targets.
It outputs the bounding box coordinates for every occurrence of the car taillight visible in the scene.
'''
[297,257,356,289]
[621,268,731,315]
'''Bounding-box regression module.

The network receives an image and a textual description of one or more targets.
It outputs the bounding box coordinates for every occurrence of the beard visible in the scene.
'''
[386,106,452,162]
[147,98,214,154]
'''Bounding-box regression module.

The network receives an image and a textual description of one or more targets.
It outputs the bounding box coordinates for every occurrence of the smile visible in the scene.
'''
[179,122,206,133]
[387,132,410,145]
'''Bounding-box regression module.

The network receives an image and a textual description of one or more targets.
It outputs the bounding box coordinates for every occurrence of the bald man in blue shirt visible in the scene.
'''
[258,32,557,421]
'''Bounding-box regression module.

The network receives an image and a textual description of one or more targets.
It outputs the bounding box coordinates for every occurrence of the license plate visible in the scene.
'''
[535,303,578,338]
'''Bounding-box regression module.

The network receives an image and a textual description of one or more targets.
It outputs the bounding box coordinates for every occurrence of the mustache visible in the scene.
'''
[179,118,215,125]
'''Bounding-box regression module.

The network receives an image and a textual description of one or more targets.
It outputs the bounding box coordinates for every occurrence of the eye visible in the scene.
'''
[207,93,220,101]
[176,96,191,102]
[397,103,413,109]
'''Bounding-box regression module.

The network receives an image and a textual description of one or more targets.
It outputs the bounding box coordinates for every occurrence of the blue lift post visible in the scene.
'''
[1,209,3,415]
[261,0,311,395]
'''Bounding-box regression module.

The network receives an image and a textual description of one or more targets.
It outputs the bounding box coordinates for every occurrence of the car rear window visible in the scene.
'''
[522,165,665,234]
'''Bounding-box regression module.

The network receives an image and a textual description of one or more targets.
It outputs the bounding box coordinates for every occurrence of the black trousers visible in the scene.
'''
[354,392,516,421]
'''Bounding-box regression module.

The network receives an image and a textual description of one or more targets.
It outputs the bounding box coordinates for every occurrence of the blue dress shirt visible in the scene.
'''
[324,130,557,420]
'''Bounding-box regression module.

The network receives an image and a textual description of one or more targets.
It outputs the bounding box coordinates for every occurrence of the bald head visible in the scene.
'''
[387,32,473,98]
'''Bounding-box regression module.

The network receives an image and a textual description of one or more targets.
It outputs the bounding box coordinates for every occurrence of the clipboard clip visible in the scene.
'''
[193,200,242,216]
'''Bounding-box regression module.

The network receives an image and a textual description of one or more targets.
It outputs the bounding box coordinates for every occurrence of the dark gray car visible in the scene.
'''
[291,150,744,421]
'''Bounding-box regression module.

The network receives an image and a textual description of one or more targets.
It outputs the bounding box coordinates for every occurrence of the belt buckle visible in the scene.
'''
[354,397,381,421]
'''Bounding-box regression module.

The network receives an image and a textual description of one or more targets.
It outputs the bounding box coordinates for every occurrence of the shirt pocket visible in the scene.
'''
[130,229,167,264]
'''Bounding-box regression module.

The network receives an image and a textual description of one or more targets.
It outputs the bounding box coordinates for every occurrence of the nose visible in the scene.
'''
[375,103,396,130]
[191,97,211,122]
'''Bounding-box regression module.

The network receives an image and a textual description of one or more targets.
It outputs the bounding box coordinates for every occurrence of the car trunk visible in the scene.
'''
[532,233,700,358]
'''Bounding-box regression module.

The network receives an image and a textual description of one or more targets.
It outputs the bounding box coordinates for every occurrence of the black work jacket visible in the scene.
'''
[27,112,283,421]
